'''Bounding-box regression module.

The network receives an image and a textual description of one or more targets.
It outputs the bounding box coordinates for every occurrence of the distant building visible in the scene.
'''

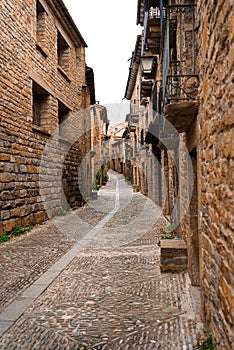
[0,0,94,233]
[90,103,109,189]
[108,122,132,178]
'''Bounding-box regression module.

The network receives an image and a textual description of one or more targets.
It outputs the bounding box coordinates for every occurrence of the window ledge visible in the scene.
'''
[32,124,51,136]
[57,66,71,82]
[36,43,48,58]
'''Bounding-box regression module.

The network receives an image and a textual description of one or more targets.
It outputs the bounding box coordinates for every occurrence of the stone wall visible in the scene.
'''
[197,0,234,348]
[125,0,233,347]
[0,0,91,234]
[173,130,200,286]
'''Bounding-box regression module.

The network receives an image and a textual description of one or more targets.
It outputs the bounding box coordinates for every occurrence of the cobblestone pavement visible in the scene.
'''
[0,225,75,313]
[0,171,203,349]
[0,205,106,313]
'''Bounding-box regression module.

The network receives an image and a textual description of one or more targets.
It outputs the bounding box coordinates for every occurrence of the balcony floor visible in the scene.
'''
[165,100,198,133]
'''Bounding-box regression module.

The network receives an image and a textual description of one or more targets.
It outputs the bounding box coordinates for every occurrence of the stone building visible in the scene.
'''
[0,0,94,233]
[125,0,233,348]
[108,122,130,176]
[124,34,163,203]
[90,103,109,190]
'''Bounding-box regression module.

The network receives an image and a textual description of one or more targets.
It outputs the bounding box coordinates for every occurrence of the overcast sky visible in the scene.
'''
[63,0,141,111]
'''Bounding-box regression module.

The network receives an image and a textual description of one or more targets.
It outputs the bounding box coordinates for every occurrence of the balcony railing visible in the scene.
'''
[165,74,199,103]
[128,113,140,132]
[143,5,166,54]
[162,4,198,107]
[148,6,166,20]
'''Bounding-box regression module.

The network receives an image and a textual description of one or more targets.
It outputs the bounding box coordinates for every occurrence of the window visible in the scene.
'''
[140,129,144,145]
[58,100,71,137]
[57,31,70,75]
[36,0,47,54]
[58,101,70,125]
[32,81,50,128]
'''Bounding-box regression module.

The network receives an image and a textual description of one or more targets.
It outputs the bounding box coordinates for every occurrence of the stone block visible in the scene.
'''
[160,239,188,272]
[10,208,21,217]
[4,219,18,233]
[35,211,48,224]
[0,154,11,161]
[21,214,35,228]
[0,191,13,201]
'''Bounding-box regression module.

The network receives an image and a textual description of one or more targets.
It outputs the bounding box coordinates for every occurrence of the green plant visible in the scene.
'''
[195,332,214,349]
[11,226,21,236]
[0,235,10,244]
[57,209,67,216]
[11,225,32,236]
[96,170,101,178]
[101,163,107,170]
[161,235,176,240]
[166,223,176,233]
[78,344,88,350]
[103,174,109,182]
[125,176,132,182]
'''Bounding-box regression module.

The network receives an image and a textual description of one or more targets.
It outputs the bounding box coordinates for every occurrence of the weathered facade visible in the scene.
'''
[108,122,131,178]
[124,35,159,199]
[197,0,234,347]
[0,0,94,233]
[125,0,233,348]
[90,103,109,190]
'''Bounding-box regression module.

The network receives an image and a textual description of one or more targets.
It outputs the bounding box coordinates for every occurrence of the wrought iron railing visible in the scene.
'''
[165,74,199,103]
[142,4,166,52]
[162,4,198,107]
[162,6,170,100]
[148,6,166,19]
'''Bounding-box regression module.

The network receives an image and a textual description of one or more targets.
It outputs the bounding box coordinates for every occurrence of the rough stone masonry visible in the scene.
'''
[197,0,234,348]
[0,0,93,234]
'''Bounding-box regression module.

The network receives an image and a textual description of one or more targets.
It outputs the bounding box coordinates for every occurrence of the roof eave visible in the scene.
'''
[124,35,142,100]
[137,0,144,26]
[49,0,88,47]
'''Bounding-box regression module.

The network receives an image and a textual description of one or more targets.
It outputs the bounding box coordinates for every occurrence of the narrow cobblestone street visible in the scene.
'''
[0,171,202,349]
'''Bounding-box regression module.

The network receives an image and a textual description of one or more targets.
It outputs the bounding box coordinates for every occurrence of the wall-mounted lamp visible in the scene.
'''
[141,55,157,78]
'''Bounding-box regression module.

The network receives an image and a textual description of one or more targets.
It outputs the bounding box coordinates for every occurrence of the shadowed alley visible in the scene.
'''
[0,171,202,349]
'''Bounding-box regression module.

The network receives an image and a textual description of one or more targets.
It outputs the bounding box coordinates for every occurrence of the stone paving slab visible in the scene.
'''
[0,171,203,349]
